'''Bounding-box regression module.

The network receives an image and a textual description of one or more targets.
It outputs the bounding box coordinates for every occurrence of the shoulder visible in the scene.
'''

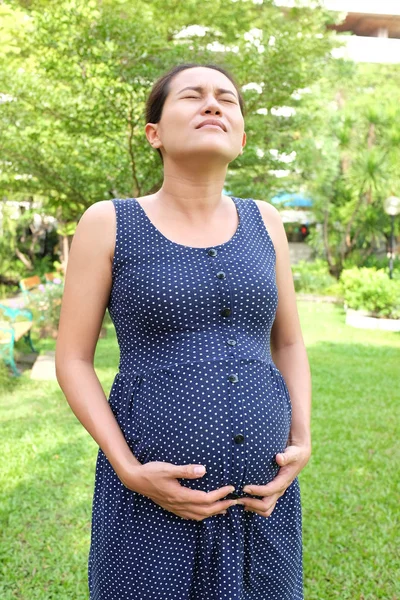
[252,198,282,223]
[251,199,286,255]
[79,199,115,225]
[73,200,116,262]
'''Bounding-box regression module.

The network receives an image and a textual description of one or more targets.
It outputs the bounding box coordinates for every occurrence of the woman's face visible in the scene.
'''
[146,67,246,165]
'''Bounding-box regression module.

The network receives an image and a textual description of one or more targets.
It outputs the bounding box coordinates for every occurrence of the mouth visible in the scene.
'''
[196,120,227,132]
[198,124,224,130]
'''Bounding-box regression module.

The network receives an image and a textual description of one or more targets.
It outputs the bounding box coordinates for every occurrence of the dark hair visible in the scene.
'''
[145,62,245,164]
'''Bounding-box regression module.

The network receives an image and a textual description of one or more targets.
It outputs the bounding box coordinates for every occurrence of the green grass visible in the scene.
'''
[0,301,399,599]
[299,303,400,599]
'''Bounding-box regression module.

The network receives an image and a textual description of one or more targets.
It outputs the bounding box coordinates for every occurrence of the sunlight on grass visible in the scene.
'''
[297,302,399,599]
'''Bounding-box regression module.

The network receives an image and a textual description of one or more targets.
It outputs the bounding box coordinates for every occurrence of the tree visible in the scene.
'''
[293,59,400,277]
[0,0,340,271]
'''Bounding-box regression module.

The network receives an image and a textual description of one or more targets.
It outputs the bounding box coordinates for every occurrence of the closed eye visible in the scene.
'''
[183,96,236,103]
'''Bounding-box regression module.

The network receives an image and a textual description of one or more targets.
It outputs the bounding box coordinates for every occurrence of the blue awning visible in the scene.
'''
[270,192,313,208]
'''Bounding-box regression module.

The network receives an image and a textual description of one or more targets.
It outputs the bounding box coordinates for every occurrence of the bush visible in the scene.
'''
[343,253,400,275]
[292,259,341,296]
[27,279,64,334]
[339,267,400,319]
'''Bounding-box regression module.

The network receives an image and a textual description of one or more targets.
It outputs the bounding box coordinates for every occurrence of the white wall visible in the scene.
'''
[332,34,400,63]
[274,0,400,15]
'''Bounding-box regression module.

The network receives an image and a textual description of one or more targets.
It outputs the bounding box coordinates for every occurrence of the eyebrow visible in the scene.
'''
[176,86,238,100]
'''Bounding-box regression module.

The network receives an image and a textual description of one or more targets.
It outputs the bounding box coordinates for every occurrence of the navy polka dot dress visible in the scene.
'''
[88,196,303,599]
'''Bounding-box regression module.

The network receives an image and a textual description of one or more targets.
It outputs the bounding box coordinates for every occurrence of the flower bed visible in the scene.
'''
[340,267,400,329]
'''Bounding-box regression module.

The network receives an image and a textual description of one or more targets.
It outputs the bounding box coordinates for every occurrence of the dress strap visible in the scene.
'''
[238,198,277,259]
[110,197,140,279]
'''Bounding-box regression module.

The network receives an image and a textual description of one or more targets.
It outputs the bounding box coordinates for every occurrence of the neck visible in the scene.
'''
[155,158,229,216]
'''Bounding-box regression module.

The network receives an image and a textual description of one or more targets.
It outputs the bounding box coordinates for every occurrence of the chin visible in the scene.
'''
[171,146,238,164]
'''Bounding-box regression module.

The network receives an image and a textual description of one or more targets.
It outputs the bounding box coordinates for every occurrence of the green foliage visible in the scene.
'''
[27,280,64,331]
[0,0,339,221]
[294,60,400,276]
[360,253,400,273]
[0,203,21,284]
[340,267,400,319]
[292,259,341,295]
[0,199,61,297]
[28,255,58,279]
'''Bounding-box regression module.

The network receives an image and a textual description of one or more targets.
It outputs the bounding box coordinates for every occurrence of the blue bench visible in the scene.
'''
[0,303,38,376]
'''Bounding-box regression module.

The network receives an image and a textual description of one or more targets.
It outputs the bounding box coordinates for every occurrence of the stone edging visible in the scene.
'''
[296,294,400,331]
[345,308,400,332]
[296,293,342,304]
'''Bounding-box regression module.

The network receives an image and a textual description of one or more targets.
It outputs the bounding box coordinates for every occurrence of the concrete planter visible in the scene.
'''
[345,308,400,332]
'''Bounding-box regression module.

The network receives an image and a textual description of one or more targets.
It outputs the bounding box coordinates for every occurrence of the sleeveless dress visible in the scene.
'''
[88,196,303,600]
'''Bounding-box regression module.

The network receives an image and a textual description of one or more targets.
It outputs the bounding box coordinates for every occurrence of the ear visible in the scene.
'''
[145,123,162,148]
[241,131,247,154]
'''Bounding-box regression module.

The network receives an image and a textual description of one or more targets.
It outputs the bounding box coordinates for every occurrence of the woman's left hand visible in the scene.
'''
[237,444,311,518]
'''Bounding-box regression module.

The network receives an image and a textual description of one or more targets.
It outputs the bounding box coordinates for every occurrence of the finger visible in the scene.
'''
[205,485,238,504]
[244,500,277,518]
[237,497,271,512]
[239,494,279,510]
[207,502,232,518]
[196,498,239,517]
[170,463,207,479]
[243,472,293,497]
[173,484,236,506]
[170,495,238,520]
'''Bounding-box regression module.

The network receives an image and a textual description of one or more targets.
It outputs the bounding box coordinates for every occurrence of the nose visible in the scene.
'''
[202,94,223,116]
[205,107,222,115]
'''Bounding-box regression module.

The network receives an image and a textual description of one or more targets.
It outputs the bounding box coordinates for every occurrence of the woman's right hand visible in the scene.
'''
[118,461,239,520]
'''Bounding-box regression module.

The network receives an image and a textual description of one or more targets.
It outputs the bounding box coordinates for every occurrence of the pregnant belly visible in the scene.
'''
[109,360,292,495]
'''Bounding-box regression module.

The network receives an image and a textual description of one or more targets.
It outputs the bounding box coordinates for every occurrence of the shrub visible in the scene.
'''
[27,279,64,334]
[339,267,400,319]
[343,253,400,276]
[292,259,341,296]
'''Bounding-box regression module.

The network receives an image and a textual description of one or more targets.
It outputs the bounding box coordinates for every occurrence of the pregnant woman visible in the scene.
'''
[55,62,312,600]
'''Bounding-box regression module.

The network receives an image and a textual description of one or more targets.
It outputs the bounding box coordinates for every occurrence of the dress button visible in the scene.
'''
[207,248,217,257]
[234,433,245,444]
[228,373,239,383]
[216,271,226,279]
[227,492,240,499]
[227,339,236,346]
[220,307,231,317]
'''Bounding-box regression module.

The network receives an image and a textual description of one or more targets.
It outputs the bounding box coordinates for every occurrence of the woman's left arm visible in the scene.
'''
[238,201,312,517]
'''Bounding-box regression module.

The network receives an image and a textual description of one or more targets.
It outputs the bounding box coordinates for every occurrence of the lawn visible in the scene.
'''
[0,301,399,599]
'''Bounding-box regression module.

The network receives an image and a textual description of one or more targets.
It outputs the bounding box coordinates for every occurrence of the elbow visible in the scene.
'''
[54,351,93,385]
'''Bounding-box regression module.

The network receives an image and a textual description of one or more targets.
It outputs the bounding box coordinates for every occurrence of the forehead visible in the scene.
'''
[170,67,237,95]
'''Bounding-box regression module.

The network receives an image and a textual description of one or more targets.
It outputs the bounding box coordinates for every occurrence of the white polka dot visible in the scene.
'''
[88,196,303,599]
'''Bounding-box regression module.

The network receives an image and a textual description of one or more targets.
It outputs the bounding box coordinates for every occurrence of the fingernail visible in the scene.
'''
[243,487,251,494]
[194,466,205,474]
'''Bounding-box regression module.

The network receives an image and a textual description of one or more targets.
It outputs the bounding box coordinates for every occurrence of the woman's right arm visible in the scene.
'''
[55,201,142,480]
[55,200,238,520]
